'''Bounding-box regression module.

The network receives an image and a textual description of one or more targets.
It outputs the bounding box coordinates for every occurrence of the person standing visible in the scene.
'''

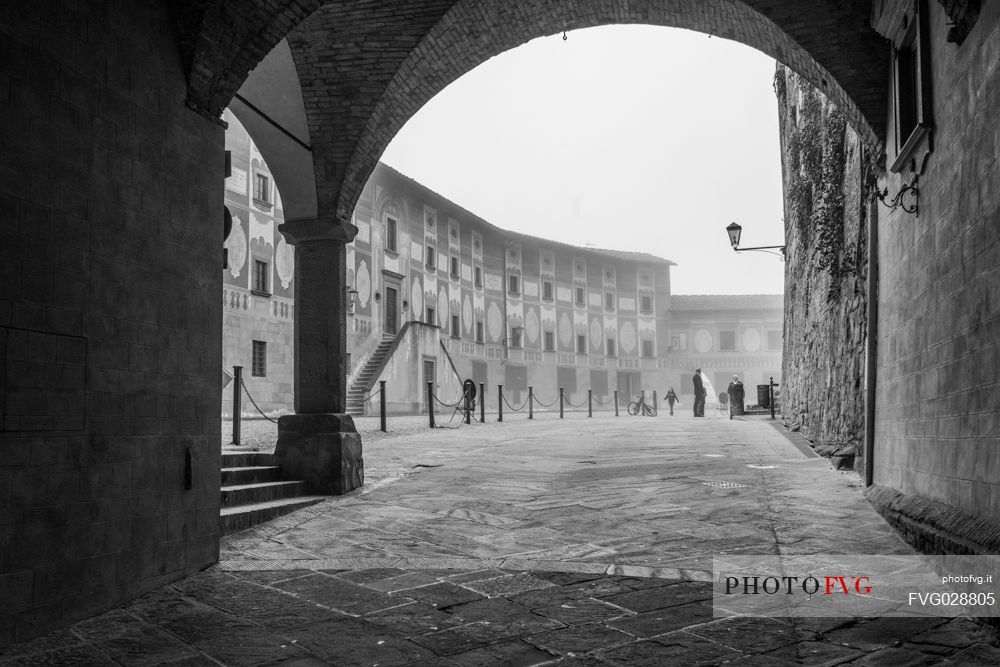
[692,369,706,417]
[665,387,678,415]
[727,375,745,417]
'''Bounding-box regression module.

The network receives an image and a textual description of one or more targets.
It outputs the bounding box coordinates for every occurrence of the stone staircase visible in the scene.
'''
[346,335,396,416]
[219,452,325,534]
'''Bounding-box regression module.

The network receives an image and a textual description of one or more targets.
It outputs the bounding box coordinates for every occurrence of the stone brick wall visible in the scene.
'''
[872,1,1000,518]
[0,0,222,644]
[776,66,872,470]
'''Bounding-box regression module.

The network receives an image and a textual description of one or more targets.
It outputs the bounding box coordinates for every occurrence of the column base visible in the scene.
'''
[275,413,364,495]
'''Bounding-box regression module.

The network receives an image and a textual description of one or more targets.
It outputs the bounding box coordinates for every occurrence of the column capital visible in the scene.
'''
[280,217,358,245]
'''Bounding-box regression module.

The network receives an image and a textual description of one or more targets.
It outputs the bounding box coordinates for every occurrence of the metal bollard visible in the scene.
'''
[379,380,387,432]
[769,377,775,420]
[232,365,242,446]
[464,385,471,425]
[559,387,564,419]
[588,389,592,417]
[614,389,619,416]
[480,382,485,423]
[528,386,534,420]
[652,390,658,415]
[427,380,435,429]
[498,384,503,422]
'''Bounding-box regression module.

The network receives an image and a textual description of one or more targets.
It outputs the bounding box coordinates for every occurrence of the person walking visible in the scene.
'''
[692,368,706,417]
[665,387,678,415]
[727,375,745,417]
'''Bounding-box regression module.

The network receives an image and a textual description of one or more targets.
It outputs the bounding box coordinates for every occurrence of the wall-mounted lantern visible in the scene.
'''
[725,222,785,259]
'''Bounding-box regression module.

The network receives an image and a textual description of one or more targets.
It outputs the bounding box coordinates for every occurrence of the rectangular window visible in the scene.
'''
[476,321,484,343]
[577,334,587,354]
[508,274,519,295]
[426,246,436,269]
[253,173,270,203]
[641,340,654,358]
[889,1,931,173]
[719,330,736,351]
[768,330,782,350]
[640,295,653,314]
[451,256,460,279]
[575,287,585,306]
[544,331,555,351]
[474,266,482,288]
[385,217,397,252]
[253,259,269,294]
[251,340,266,377]
[451,314,460,338]
[542,281,553,301]
[606,338,616,357]
[510,328,522,348]
[605,292,615,311]
[426,307,435,325]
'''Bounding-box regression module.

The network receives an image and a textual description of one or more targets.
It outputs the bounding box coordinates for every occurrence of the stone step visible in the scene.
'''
[221,480,307,506]
[220,452,276,468]
[221,465,282,486]
[220,496,327,535]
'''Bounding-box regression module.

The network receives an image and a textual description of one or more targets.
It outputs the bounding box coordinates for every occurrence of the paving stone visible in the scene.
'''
[460,573,554,597]
[525,623,635,655]
[329,568,407,585]
[362,602,463,636]
[600,581,712,612]
[363,571,443,592]
[606,602,714,638]
[441,569,509,584]
[685,616,815,654]
[273,572,407,613]
[127,594,258,643]
[759,639,865,664]
[194,629,313,666]
[73,610,198,666]
[823,617,947,651]
[534,599,631,625]
[598,636,743,666]
[905,618,997,649]
[442,597,532,622]
[0,644,116,665]
[401,582,485,608]
[0,630,81,659]
[176,577,302,617]
[412,613,566,655]
[447,639,557,666]
[232,570,315,585]
[245,602,348,630]
[854,646,941,666]
[939,642,1000,665]
[289,618,437,665]
[530,571,605,586]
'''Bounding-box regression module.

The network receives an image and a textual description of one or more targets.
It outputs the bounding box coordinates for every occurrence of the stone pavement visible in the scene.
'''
[4,414,999,665]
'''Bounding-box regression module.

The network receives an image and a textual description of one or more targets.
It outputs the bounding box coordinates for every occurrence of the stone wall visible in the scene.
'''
[1,0,222,644]
[776,66,873,471]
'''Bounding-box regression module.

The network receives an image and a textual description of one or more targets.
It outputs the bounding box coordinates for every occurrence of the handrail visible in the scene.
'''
[354,321,414,396]
[438,338,463,384]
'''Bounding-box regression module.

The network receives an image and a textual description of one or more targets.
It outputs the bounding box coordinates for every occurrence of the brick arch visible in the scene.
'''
[331,0,887,222]
[181,0,887,222]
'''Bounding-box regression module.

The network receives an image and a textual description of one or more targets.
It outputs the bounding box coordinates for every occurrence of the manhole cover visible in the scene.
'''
[701,480,746,489]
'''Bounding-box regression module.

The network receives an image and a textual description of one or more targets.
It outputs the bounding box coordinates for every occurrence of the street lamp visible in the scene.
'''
[725,222,785,258]
[346,285,359,314]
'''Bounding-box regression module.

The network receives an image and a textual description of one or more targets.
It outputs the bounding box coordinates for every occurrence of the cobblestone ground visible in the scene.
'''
[4,413,999,665]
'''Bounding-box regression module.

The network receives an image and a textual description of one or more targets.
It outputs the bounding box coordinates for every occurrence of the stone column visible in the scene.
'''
[274,218,363,494]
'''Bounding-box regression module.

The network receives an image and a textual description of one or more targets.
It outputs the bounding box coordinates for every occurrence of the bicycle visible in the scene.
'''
[627,394,657,417]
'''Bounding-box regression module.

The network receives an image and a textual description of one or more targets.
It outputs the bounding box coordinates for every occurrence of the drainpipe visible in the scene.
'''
[864,191,879,487]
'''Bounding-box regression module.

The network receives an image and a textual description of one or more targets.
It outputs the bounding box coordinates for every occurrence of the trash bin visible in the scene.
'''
[757,384,771,408]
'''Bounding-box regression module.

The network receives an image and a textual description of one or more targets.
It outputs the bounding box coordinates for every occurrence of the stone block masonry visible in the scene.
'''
[776,66,872,472]
[0,0,223,645]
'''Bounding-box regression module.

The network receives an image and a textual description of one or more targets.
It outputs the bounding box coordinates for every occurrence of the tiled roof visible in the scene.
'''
[670,294,784,311]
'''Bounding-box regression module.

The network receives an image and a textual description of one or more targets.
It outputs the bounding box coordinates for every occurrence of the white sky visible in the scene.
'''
[381,25,786,296]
